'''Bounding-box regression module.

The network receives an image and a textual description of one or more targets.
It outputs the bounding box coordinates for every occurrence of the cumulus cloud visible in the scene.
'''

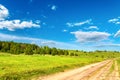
[0,4,40,31]
[0,4,9,20]
[66,19,92,27]
[71,31,110,43]
[114,30,120,37]
[0,20,40,31]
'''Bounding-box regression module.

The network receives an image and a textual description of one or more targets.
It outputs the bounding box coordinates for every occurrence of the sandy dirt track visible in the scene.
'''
[37,59,120,80]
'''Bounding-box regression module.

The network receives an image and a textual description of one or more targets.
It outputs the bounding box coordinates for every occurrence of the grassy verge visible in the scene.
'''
[106,60,115,77]
[116,58,120,75]
[0,52,107,80]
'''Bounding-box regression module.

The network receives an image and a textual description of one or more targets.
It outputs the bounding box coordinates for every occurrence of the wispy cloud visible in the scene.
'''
[41,15,47,18]
[108,18,119,23]
[51,5,57,11]
[114,30,120,37]
[66,19,92,27]
[0,33,40,41]
[95,43,120,47]
[62,29,68,32]
[0,4,40,31]
[108,17,120,24]
[71,31,110,43]
[41,41,56,45]
[85,26,99,30]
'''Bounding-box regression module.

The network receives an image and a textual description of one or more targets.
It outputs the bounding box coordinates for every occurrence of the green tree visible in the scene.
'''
[10,43,21,54]
[51,47,58,56]
[34,47,41,54]
[64,50,69,56]
[24,45,34,55]
[1,42,10,52]
[44,46,51,55]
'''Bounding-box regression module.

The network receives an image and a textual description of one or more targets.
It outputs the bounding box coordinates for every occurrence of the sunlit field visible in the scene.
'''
[0,52,114,80]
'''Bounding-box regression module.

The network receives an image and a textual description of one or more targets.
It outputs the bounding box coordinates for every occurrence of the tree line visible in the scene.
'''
[0,41,120,57]
[0,41,69,55]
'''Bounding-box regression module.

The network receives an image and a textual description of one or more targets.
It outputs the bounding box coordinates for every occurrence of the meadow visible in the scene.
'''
[0,51,120,80]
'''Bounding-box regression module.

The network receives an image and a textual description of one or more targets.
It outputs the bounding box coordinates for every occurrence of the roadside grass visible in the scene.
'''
[109,61,115,73]
[116,58,120,75]
[106,60,115,77]
[0,52,119,80]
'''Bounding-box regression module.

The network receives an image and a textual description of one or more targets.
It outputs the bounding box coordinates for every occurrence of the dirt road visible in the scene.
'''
[37,59,120,80]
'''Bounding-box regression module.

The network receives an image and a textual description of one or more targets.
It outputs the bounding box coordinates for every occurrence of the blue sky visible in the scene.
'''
[0,0,120,51]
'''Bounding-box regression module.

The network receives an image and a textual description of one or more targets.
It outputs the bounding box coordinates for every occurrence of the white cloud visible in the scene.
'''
[87,26,99,30]
[66,19,92,27]
[108,18,119,23]
[108,17,120,25]
[62,29,68,32]
[0,20,40,31]
[115,22,120,24]
[0,4,40,31]
[51,5,57,11]
[114,30,120,37]
[0,4,9,20]
[71,31,110,43]
[66,22,73,27]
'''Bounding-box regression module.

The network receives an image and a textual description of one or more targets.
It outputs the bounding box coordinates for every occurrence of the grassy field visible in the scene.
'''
[0,52,119,80]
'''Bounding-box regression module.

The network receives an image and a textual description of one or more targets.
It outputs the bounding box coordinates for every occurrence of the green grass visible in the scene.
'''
[0,53,107,80]
[0,52,120,80]
[116,58,120,75]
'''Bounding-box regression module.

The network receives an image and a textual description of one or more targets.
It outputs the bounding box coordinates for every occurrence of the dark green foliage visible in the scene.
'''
[64,50,69,56]
[1,42,10,52]
[34,48,41,54]
[0,41,70,56]
[43,46,51,55]
[70,52,74,56]
[51,47,58,56]
[24,45,34,55]
[10,43,21,54]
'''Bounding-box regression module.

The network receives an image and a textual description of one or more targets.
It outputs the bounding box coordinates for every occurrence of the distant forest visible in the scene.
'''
[0,41,119,56]
[0,41,70,55]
